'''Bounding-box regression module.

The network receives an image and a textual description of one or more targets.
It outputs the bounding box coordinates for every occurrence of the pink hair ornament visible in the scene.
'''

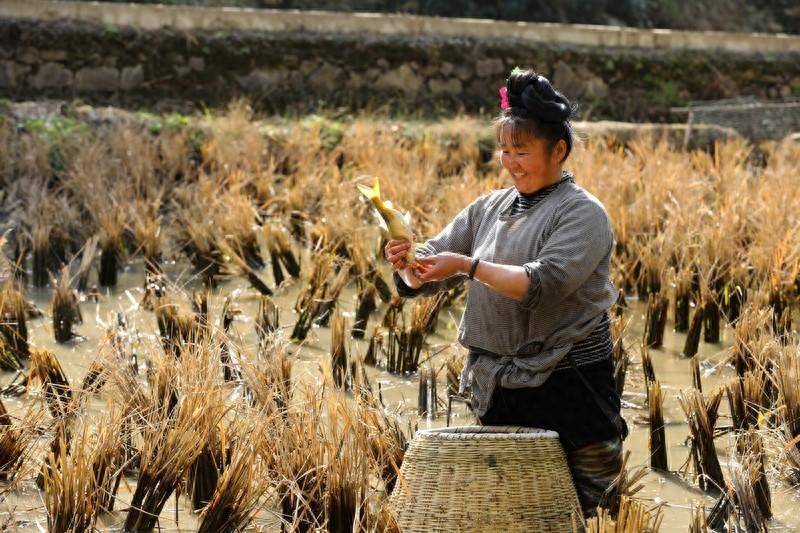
[498,66,522,110]
[499,86,509,109]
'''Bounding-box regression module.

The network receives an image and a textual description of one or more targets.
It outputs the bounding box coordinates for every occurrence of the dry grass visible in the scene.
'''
[585,495,663,533]
[775,346,800,483]
[2,106,800,532]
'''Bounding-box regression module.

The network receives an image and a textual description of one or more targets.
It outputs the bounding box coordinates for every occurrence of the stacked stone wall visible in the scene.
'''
[1,1,799,127]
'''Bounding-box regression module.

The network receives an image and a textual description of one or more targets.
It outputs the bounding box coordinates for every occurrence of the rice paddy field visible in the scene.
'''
[0,100,799,531]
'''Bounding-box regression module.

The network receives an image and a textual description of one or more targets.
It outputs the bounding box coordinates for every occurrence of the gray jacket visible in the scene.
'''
[392,174,618,416]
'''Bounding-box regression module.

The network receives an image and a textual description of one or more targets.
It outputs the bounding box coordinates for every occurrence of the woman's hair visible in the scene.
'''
[493,69,577,163]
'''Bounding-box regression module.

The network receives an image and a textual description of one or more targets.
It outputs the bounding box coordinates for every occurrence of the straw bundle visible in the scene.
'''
[381,296,405,329]
[354,394,410,493]
[42,427,98,533]
[725,370,766,432]
[689,502,708,533]
[315,260,351,328]
[240,339,293,413]
[679,388,725,493]
[417,366,438,419]
[0,280,29,365]
[597,451,648,516]
[672,267,694,333]
[50,269,82,343]
[610,315,630,398]
[186,422,228,511]
[644,293,669,348]
[324,400,371,533]
[647,380,668,471]
[31,222,70,288]
[154,299,202,359]
[330,310,353,391]
[682,303,704,358]
[364,325,382,367]
[220,239,273,296]
[0,415,34,482]
[702,292,722,345]
[271,396,328,531]
[353,283,377,339]
[78,359,106,395]
[90,409,127,513]
[641,343,656,393]
[197,419,268,533]
[775,347,800,481]
[385,295,444,375]
[30,349,72,419]
[255,295,279,345]
[98,211,125,287]
[124,391,215,531]
[219,296,241,382]
[129,203,162,269]
[177,216,223,286]
[690,356,703,392]
[731,430,771,524]
[292,253,334,341]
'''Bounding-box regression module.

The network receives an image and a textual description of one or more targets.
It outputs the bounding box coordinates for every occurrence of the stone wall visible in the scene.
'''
[6,0,800,53]
[685,100,800,142]
[1,2,799,125]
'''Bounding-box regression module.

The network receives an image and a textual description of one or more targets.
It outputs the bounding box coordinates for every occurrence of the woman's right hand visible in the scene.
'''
[385,239,424,288]
[384,239,412,271]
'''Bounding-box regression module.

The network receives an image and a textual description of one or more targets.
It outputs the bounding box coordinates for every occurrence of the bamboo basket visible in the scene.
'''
[389,426,582,532]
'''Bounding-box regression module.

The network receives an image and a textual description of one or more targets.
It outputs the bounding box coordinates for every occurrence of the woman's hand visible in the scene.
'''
[385,238,426,289]
[384,239,412,271]
[415,253,470,282]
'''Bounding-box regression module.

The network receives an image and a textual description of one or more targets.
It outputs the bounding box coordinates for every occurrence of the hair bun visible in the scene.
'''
[519,75,572,123]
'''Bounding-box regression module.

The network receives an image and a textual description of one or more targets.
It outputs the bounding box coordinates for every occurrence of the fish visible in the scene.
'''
[356,177,420,267]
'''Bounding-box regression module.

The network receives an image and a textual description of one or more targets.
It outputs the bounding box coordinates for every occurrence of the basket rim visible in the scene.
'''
[416,425,559,440]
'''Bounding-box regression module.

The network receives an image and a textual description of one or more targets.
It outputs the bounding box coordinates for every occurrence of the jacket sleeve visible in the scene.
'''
[391,196,482,298]
[519,197,614,310]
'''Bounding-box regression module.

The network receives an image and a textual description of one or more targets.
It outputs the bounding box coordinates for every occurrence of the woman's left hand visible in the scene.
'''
[413,253,470,282]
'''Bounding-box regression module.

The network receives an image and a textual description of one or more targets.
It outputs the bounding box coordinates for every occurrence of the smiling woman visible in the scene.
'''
[384,68,626,518]
[495,73,575,195]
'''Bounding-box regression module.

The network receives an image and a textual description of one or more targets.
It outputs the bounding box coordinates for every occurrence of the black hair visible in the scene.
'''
[493,69,577,163]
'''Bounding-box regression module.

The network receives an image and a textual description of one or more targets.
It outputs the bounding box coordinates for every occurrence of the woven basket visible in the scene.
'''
[389,426,581,532]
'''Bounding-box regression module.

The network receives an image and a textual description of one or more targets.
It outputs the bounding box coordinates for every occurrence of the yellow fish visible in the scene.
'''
[357,177,419,266]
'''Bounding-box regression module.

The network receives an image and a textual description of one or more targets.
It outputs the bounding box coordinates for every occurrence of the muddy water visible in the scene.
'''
[2,259,800,531]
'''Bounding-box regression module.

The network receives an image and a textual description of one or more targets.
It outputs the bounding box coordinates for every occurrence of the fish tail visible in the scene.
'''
[356,177,381,201]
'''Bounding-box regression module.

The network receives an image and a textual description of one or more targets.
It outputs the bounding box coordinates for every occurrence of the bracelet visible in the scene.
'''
[468,257,480,280]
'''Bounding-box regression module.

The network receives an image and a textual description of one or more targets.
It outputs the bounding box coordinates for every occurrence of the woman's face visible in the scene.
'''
[499,128,565,194]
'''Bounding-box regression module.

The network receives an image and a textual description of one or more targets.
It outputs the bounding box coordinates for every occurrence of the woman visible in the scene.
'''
[384,68,627,516]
